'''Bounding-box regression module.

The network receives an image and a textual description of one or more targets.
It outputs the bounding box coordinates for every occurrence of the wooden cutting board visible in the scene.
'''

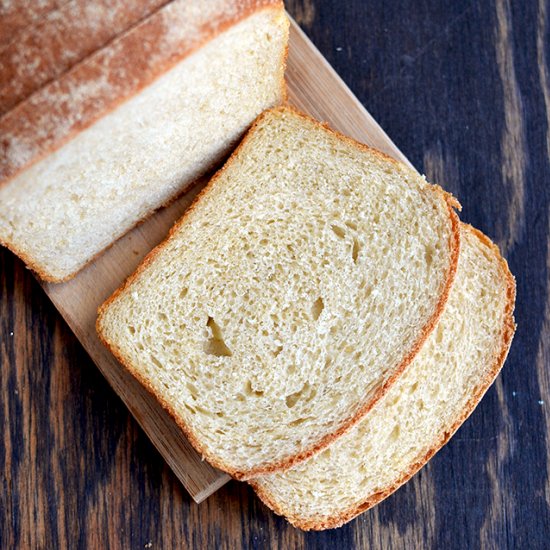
[43,17,413,504]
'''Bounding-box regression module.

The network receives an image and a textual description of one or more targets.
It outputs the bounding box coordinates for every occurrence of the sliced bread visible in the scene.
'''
[97,106,460,479]
[0,0,288,281]
[250,224,516,530]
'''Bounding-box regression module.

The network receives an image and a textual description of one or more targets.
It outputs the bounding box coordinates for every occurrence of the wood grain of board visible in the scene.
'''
[41,16,414,504]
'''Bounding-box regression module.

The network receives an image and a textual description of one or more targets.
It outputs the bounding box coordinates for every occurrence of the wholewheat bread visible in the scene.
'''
[97,106,460,479]
[251,225,516,530]
[0,1,288,281]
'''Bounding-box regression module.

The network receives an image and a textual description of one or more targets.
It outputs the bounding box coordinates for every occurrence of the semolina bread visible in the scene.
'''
[0,0,288,281]
[97,106,460,479]
[250,225,516,530]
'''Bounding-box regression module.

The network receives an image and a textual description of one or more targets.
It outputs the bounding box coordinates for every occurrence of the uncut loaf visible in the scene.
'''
[251,225,516,530]
[97,106,460,479]
[0,0,288,282]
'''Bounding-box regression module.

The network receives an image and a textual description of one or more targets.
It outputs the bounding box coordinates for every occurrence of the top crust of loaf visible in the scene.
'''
[0,0,170,116]
[0,0,64,49]
[0,0,284,187]
[97,105,461,479]
[250,224,516,530]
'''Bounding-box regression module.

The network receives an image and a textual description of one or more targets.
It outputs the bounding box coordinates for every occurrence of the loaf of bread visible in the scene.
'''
[0,0,288,281]
[97,106,460,480]
[250,225,516,530]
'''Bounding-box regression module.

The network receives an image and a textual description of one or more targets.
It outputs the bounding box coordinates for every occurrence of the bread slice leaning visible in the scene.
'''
[97,106,460,480]
[0,1,288,282]
[250,224,516,530]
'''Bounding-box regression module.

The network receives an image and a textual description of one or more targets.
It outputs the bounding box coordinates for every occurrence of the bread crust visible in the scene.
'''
[0,0,64,50]
[0,0,284,187]
[97,105,461,480]
[0,3,289,283]
[0,0,171,116]
[249,223,516,530]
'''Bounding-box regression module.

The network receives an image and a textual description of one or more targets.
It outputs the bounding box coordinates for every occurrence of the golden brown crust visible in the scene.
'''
[250,223,516,530]
[0,0,64,50]
[0,0,284,187]
[97,105,461,480]
[0,0,171,116]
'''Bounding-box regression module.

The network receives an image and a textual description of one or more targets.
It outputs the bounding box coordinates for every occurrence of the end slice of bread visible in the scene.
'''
[97,106,460,479]
[250,224,516,530]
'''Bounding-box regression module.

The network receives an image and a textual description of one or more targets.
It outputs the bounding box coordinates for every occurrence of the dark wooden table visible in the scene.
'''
[2,1,549,548]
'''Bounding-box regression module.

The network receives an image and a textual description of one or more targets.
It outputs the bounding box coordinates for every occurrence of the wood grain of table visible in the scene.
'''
[1,1,549,548]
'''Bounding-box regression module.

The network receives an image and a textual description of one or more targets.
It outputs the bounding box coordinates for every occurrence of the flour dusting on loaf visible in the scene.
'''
[0,1,288,281]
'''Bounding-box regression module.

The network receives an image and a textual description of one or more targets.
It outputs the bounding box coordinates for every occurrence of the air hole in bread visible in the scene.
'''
[345,220,358,231]
[285,382,311,408]
[184,404,196,415]
[425,246,435,268]
[204,316,232,357]
[352,238,361,263]
[389,424,400,441]
[289,416,313,427]
[194,405,211,416]
[186,382,198,400]
[245,380,264,397]
[311,297,324,320]
[150,354,163,369]
[330,224,346,239]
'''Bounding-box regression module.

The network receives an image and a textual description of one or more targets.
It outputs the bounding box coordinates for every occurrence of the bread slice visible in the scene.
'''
[250,225,516,530]
[97,106,460,479]
[0,1,288,281]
